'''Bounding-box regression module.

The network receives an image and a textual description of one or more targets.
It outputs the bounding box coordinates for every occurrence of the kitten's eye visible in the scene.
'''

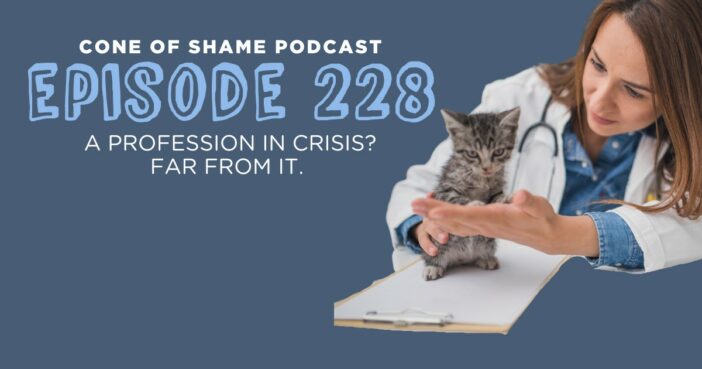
[458,149,478,158]
[493,148,505,157]
[457,149,479,158]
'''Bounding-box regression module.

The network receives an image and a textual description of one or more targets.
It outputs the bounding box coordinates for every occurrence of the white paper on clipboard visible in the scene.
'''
[334,240,570,332]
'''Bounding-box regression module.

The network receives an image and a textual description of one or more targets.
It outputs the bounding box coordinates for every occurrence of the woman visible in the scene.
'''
[386,0,702,273]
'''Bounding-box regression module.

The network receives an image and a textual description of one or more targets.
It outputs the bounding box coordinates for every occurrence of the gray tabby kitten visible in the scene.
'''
[422,107,520,280]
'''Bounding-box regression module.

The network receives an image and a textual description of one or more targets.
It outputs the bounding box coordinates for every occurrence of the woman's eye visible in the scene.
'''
[625,85,644,99]
[589,58,605,72]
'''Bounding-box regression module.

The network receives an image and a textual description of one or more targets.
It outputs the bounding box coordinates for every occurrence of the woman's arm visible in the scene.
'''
[584,211,645,269]
[411,189,600,257]
[552,215,600,257]
[610,201,702,272]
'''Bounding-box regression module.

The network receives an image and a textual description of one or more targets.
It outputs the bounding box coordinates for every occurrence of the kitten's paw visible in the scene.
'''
[423,265,445,280]
[476,256,500,270]
[467,200,485,207]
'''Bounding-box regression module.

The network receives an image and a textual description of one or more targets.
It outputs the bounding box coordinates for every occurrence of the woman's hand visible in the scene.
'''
[412,192,450,257]
[411,189,600,257]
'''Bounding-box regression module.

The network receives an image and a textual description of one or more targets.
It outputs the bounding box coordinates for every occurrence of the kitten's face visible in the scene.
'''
[440,108,520,177]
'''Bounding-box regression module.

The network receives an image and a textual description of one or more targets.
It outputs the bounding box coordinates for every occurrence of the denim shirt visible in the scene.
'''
[560,120,644,269]
[396,119,646,270]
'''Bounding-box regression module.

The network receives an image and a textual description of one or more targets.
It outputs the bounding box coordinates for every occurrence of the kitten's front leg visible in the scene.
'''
[475,238,500,270]
[475,254,500,270]
[423,253,449,281]
[466,199,485,206]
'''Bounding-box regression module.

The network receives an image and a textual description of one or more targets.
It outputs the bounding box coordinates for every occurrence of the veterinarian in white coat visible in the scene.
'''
[386,1,702,274]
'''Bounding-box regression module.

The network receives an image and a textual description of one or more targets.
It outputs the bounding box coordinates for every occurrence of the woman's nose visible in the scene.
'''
[589,80,616,113]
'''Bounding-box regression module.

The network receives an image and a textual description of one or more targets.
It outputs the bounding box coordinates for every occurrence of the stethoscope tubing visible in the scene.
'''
[510,95,559,199]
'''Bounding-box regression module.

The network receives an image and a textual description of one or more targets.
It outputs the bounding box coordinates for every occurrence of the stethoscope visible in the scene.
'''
[509,95,559,200]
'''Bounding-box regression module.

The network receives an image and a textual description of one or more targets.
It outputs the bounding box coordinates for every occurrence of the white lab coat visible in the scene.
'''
[386,66,702,274]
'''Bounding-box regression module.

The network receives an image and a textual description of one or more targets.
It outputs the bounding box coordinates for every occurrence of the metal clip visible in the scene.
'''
[363,308,453,326]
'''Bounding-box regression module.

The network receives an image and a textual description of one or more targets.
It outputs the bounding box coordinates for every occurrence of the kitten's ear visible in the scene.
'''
[497,107,520,132]
[440,109,464,137]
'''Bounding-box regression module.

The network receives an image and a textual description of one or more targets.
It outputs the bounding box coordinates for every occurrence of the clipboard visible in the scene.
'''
[334,241,572,334]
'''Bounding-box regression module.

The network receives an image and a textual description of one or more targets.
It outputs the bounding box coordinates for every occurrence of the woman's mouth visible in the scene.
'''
[590,111,617,126]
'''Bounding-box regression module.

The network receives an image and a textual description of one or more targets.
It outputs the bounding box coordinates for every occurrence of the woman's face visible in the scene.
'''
[582,13,658,136]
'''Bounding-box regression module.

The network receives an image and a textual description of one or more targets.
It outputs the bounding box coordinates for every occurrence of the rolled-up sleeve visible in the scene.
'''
[584,211,644,270]
[396,214,424,254]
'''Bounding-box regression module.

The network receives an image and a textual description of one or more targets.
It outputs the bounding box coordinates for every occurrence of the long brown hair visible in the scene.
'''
[538,0,702,219]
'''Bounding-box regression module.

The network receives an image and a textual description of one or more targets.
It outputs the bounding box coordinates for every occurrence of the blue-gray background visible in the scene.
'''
[1,0,699,368]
